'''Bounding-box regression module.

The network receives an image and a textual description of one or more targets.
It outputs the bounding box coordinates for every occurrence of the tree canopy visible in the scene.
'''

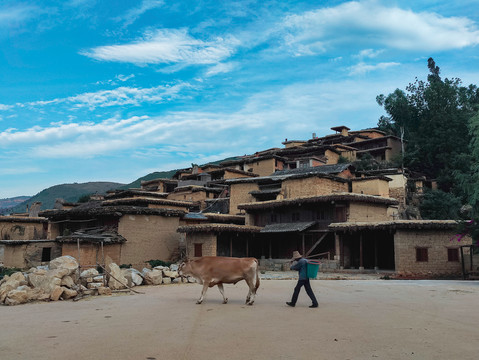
[377,58,479,221]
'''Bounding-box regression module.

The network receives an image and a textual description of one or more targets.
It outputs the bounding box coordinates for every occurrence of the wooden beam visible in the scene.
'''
[305,233,328,258]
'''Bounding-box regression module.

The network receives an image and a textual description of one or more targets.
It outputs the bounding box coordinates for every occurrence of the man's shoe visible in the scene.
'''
[309,304,318,308]
[286,302,295,307]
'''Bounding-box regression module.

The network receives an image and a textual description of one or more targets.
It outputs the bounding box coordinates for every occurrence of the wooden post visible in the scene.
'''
[230,237,233,257]
[359,233,364,269]
[340,235,344,268]
[301,234,305,257]
[269,239,272,259]
[374,237,378,270]
[246,238,249,257]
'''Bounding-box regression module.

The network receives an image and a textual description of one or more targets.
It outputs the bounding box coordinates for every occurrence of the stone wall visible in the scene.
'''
[118,214,181,270]
[282,177,348,199]
[348,203,390,222]
[229,182,259,214]
[394,229,471,276]
[185,232,217,257]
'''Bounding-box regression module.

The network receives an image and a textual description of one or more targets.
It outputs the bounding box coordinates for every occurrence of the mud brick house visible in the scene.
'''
[0,216,54,268]
[140,178,178,192]
[227,164,357,215]
[39,197,194,269]
[329,221,471,277]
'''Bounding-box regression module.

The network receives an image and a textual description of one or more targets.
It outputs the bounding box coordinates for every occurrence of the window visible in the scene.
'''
[292,212,300,222]
[416,248,428,262]
[316,210,325,220]
[270,213,277,223]
[447,248,459,262]
[41,247,52,262]
[194,243,203,257]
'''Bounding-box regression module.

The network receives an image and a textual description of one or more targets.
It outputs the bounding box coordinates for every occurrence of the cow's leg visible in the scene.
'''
[217,284,228,304]
[197,282,209,304]
[245,278,255,305]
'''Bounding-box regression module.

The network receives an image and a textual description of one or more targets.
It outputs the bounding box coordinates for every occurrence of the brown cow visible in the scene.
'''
[178,256,260,305]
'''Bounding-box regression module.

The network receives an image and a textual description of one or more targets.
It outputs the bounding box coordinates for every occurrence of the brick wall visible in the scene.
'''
[0,220,47,240]
[325,149,340,164]
[282,177,348,199]
[229,182,259,214]
[394,229,472,276]
[2,241,61,268]
[186,232,217,257]
[118,214,181,270]
[348,203,390,222]
[167,191,207,207]
[62,243,122,268]
[352,179,390,197]
[246,158,276,177]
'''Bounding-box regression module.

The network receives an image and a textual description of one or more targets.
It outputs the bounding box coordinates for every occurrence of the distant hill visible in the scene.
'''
[5,156,241,215]
[120,170,178,189]
[0,196,31,214]
[8,182,125,214]
[120,156,240,189]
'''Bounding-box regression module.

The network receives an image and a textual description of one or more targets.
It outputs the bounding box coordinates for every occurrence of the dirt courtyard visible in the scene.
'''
[1,279,478,360]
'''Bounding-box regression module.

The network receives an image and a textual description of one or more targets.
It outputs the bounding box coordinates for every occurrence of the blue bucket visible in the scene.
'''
[307,259,320,279]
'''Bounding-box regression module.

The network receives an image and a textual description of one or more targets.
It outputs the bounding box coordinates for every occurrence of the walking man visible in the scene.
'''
[286,251,318,308]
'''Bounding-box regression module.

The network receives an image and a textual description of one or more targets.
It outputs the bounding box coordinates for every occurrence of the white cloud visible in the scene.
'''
[355,49,384,59]
[0,76,396,160]
[348,61,400,75]
[116,74,135,82]
[205,62,238,77]
[281,1,479,53]
[0,104,13,111]
[116,0,164,27]
[0,4,38,27]
[81,28,239,67]
[23,83,191,110]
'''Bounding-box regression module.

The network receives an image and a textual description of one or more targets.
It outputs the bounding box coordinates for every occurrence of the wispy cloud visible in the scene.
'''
[205,62,238,77]
[0,3,39,27]
[18,83,192,110]
[0,77,392,159]
[81,28,239,67]
[116,0,164,27]
[348,62,400,75]
[280,1,479,53]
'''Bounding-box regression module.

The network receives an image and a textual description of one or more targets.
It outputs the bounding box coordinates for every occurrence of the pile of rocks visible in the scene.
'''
[0,256,194,306]
[0,256,81,306]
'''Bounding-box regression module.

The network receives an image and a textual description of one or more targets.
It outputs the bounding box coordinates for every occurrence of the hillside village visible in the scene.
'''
[0,126,474,280]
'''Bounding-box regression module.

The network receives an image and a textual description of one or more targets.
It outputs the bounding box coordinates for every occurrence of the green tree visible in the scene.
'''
[377,58,479,194]
[419,189,462,220]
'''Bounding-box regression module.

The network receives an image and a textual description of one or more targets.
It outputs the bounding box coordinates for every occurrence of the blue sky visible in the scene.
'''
[1,0,479,198]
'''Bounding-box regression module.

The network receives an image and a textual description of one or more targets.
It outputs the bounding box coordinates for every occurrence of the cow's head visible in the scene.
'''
[178,258,192,276]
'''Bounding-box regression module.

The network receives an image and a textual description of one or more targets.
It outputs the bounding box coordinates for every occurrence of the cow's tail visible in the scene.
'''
[254,258,260,293]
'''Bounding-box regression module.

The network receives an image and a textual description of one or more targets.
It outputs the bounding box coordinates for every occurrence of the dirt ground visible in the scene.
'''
[1,279,478,360]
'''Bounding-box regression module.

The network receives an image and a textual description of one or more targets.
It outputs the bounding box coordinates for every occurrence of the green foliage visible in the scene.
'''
[377,58,479,193]
[419,190,462,220]
[119,264,132,269]
[77,194,91,203]
[337,155,349,164]
[9,182,124,214]
[147,259,172,268]
[0,267,22,280]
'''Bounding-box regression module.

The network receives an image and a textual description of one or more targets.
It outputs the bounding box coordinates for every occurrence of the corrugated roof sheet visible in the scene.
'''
[261,221,317,233]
